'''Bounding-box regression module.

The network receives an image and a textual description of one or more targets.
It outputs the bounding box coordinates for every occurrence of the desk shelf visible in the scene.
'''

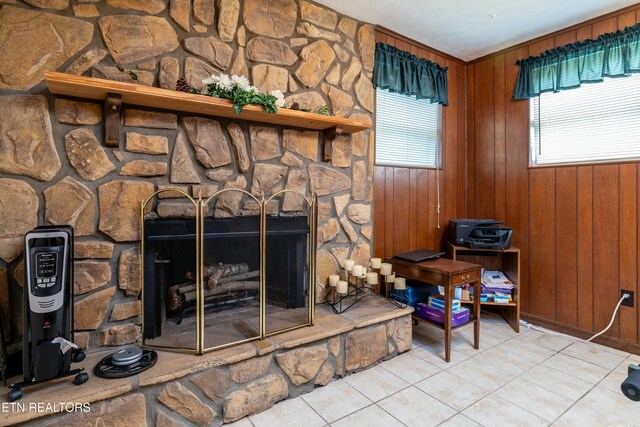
[459,300,517,307]
[447,243,520,332]
[386,256,481,362]
[412,314,477,332]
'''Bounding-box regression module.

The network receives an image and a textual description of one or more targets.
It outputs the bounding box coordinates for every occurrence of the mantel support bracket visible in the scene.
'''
[104,93,122,147]
[322,126,343,162]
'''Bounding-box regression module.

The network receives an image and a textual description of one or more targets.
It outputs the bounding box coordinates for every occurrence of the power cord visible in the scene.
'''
[519,293,631,343]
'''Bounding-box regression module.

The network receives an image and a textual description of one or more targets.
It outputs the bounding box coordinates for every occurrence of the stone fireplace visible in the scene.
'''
[0,0,375,355]
[0,1,393,425]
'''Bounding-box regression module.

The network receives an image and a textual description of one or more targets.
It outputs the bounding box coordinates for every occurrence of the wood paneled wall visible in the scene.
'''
[372,29,467,259]
[466,7,640,351]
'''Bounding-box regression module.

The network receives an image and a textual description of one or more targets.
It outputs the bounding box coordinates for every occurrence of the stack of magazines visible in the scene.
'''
[481,270,513,303]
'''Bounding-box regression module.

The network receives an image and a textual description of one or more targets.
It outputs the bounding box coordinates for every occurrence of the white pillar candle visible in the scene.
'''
[370,258,382,269]
[343,259,355,272]
[380,263,392,275]
[351,264,364,277]
[385,273,395,283]
[394,277,406,290]
[336,280,348,294]
[366,272,378,285]
[329,274,340,287]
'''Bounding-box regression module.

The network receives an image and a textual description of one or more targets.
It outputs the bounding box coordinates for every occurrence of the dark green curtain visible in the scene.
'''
[374,43,448,105]
[514,23,640,99]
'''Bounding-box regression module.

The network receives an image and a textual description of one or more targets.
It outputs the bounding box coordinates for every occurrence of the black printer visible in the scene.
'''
[449,219,512,250]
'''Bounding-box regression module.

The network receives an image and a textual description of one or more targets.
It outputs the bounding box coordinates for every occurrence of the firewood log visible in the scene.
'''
[208,270,260,289]
[167,285,183,311]
[185,262,249,282]
[183,281,260,303]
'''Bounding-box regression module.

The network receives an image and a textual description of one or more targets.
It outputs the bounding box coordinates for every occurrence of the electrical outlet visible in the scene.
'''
[622,290,634,308]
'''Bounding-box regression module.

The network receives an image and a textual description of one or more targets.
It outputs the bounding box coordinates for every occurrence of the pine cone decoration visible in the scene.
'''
[290,102,300,110]
[175,77,191,93]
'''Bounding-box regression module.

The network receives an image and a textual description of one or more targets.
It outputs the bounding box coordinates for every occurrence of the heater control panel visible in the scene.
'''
[25,231,69,313]
[32,250,63,295]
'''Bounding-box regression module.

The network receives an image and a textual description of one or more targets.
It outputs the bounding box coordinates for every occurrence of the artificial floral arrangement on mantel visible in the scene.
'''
[175,73,331,116]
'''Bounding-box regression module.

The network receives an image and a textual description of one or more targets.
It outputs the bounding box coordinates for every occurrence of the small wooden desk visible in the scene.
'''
[386,257,482,362]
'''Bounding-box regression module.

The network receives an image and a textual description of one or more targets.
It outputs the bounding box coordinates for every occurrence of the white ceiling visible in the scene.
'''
[316,0,638,61]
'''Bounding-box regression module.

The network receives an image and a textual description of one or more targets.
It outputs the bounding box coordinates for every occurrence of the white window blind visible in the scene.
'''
[375,88,441,168]
[531,73,640,166]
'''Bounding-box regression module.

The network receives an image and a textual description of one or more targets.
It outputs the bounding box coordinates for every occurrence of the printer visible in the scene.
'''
[449,219,512,250]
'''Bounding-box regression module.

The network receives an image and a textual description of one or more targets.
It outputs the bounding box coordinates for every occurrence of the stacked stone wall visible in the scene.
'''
[0,0,375,349]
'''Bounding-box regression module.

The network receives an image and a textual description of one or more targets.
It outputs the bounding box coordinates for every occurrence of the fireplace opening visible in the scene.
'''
[142,214,311,351]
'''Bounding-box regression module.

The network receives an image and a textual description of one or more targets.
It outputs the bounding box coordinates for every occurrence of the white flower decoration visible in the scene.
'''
[270,89,286,108]
[219,74,233,91]
[202,73,262,94]
[231,74,253,91]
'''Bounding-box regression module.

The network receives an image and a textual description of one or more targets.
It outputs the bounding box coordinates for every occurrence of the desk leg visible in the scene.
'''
[444,282,453,363]
[473,278,480,350]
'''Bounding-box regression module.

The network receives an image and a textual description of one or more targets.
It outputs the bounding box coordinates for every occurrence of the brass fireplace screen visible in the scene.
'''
[140,188,317,354]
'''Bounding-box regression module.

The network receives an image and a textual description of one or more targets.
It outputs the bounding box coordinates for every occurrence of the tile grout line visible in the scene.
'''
[553,353,628,423]
[371,402,411,427]
[492,337,626,425]
[410,332,509,415]
[298,394,334,426]
[378,353,442,384]
[453,324,620,425]
[325,401,409,427]
[323,379,378,425]
[436,333,564,424]
[433,411,464,426]
[546,370,611,426]
[349,353,464,423]
[367,379,460,426]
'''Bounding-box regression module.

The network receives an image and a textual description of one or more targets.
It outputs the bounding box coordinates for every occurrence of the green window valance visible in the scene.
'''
[374,43,448,105]
[514,23,640,99]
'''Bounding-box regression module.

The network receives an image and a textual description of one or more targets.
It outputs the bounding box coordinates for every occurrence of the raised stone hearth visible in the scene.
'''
[0,299,412,426]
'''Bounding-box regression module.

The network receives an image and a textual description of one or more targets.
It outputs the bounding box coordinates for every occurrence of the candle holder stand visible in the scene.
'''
[381,273,409,309]
[388,286,409,309]
[369,266,381,294]
[381,273,394,299]
[326,270,374,314]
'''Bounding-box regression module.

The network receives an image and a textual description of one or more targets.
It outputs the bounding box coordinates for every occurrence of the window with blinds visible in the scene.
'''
[375,88,441,168]
[531,73,640,166]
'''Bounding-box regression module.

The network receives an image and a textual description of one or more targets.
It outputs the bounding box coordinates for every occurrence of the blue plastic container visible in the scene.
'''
[390,281,438,307]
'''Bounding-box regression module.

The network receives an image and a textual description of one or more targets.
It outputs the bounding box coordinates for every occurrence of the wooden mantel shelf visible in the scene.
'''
[44,72,370,135]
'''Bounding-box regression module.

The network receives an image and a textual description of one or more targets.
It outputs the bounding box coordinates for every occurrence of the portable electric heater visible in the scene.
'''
[8,226,87,401]
[622,364,640,401]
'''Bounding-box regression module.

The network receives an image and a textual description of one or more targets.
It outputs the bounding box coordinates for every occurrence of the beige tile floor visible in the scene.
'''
[228,313,640,427]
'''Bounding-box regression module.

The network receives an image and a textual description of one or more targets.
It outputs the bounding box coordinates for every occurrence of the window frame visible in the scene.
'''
[528,74,640,168]
[374,88,443,170]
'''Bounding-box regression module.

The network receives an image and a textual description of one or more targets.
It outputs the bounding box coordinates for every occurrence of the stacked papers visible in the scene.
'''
[482,270,514,290]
